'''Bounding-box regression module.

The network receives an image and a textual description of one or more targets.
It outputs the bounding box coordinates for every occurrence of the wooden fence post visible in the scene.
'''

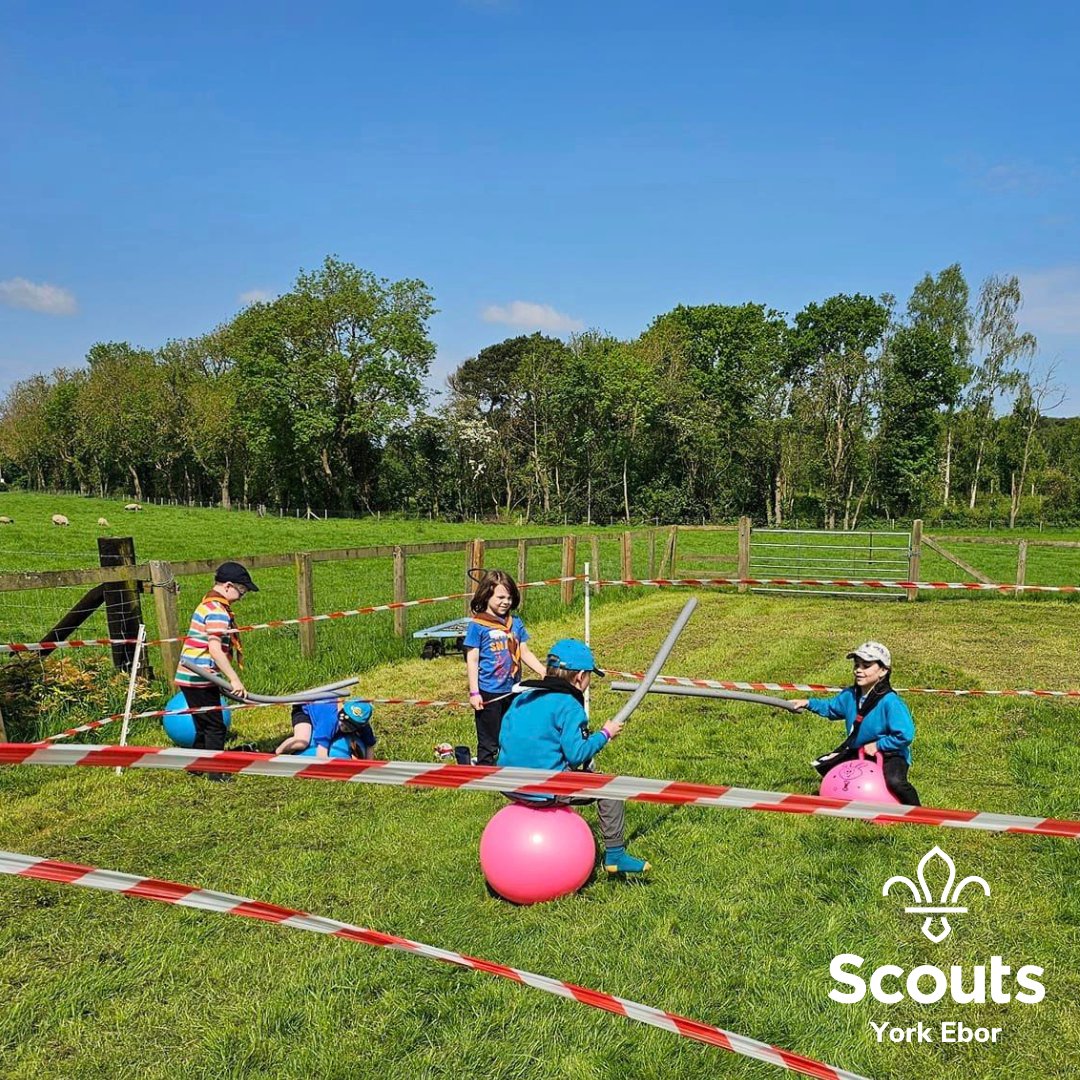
[295,552,316,659]
[393,546,407,637]
[517,539,528,610]
[648,530,657,578]
[98,537,143,673]
[148,559,180,677]
[621,531,633,581]
[465,538,485,615]
[590,535,600,593]
[907,519,923,602]
[737,517,751,593]
[561,535,577,605]
[658,526,677,578]
[464,541,474,616]
[1016,540,1028,599]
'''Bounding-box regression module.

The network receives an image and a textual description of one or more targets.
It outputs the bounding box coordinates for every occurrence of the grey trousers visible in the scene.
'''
[509,794,625,850]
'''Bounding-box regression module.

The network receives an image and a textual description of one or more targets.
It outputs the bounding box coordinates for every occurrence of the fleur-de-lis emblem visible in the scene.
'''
[883,846,989,943]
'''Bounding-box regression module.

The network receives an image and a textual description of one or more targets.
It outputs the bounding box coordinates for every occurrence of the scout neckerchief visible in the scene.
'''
[470,609,521,678]
[834,674,894,756]
[200,589,242,668]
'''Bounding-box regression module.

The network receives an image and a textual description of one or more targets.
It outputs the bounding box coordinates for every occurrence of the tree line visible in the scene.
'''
[1,255,1074,527]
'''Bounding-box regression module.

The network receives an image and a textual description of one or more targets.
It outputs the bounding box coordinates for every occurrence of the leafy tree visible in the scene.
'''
[966,275,1037,509]
[876,324,962,515]
[790,294,890,528]
[227,256,436,510]
[906,265,973,504]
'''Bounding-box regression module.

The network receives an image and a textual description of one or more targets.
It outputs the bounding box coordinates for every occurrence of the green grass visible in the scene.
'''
[3,576,1080,1079]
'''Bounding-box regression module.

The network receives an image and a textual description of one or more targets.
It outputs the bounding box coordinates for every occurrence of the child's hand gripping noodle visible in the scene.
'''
[792,640,920,806]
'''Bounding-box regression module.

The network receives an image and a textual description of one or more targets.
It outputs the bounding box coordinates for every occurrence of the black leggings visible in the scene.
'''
[179,684,228,752]
[474,692,513,766]
[814,747,920,806]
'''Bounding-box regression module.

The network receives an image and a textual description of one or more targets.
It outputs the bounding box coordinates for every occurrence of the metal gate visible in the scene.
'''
[749,528,913,599]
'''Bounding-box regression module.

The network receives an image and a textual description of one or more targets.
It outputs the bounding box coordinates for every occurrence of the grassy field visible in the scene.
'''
[2,498,1080,1079]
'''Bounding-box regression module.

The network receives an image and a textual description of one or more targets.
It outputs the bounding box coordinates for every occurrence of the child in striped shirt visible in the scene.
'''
[174,562,258,756]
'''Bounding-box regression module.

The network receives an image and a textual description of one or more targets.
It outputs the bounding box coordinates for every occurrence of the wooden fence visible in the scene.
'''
[5,521,1061,682]
[0,527,681,674]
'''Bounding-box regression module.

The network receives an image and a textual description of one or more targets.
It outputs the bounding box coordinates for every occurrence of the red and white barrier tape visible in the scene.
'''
[595,576,1079,594]
[0,576,582,655]
[605,671,1080,700]
[3,744,1079,840]
[4,571,1073,656]
[0,851,864,1079]
[41,696,472,743]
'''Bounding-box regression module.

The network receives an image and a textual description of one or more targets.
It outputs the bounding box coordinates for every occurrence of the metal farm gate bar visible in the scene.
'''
[749,527,914,599]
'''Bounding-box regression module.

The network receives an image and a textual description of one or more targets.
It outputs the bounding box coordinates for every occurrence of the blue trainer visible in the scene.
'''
[603,847,650,875]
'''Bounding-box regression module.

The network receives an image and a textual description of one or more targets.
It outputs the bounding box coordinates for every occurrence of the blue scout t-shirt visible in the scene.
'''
[463,614,529,694]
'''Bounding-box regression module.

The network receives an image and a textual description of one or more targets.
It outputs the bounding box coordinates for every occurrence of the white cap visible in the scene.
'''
[846,641,892,669]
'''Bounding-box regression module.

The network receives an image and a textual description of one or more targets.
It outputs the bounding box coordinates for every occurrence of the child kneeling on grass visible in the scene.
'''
[276,699,377,760]
[497,638,650,875]
[791,640,920,806]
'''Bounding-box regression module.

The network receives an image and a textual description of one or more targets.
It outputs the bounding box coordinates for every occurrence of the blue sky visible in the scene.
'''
[3,1,1079,410]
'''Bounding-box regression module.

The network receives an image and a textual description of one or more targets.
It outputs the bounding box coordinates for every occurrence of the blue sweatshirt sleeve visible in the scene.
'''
[875,696,915,752]
[805,688,852,721]
[558,702,609,767]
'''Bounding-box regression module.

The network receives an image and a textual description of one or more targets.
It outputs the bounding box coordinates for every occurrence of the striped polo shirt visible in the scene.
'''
[175,595,234,687]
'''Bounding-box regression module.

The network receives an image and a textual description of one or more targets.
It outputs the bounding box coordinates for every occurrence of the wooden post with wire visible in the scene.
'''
[516,539,528,611]
[1016,540,1028,598]
[648,530,657,578]
[295,552,316,659]
[561,535,576,605]
[737,517,751,593]
[148,559,180,677]
[98,536,144,673]
[659,526,677,578]
[392,546,407,637]
[590,535,600,593]
[465,538,485,615]
[907,520,923,603]
[621,531,633,581]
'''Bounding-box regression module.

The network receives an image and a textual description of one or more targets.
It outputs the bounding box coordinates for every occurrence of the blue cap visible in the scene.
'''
[341,699,373,723]
[547,638,604,676]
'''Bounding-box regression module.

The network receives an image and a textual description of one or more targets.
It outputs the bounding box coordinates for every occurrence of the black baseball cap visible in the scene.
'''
[215,561,259,592]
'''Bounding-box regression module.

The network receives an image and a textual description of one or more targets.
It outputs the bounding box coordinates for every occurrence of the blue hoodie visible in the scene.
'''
[497,679,610,800]
[806,683,914,763]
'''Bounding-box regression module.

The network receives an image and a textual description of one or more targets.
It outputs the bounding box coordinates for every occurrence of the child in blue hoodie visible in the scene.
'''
[497,638,650,875]
[792,640,920,805]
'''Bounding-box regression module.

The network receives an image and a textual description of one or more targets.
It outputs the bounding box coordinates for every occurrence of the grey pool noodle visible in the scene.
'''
[606,597,698,727]
[179,661,358,704]
[609,680,800,713]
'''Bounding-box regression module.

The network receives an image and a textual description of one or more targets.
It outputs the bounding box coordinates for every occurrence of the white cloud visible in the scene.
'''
[239,288,274,305]
[0,277,78,316]
[482,300,584,333]
[1020,267,1080,336]
[980,161,1055,195]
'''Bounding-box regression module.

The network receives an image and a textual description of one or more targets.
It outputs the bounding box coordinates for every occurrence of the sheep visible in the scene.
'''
[124,503,143,512]
[98,517,110,527]
[51,514,70,526]
[0,516,13,525]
